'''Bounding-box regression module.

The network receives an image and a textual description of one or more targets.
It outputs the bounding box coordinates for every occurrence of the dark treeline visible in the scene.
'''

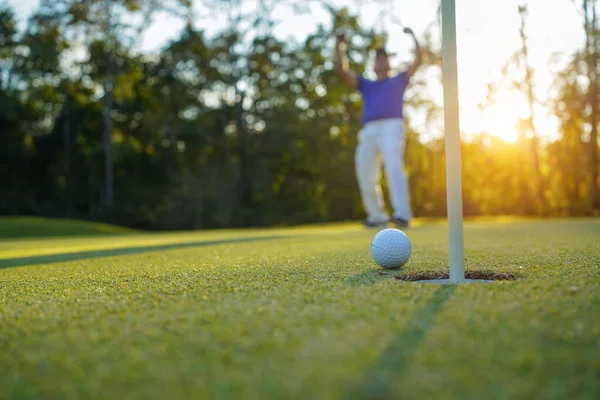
[2,0,599,230]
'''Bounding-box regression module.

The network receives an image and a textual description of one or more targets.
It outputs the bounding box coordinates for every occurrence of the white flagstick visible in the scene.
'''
[441,0,466,283]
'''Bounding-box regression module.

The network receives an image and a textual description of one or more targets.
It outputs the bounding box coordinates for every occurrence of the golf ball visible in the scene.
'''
[370,228,412,269]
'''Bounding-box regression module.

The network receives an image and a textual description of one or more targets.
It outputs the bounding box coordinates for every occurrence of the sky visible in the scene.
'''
[5,0,586,142]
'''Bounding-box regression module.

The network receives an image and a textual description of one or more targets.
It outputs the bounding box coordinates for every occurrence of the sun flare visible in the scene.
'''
[480,104,521,143]
[473,91,531,143]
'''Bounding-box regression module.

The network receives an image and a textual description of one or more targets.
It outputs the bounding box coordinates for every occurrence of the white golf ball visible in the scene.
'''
[370,228,412,269]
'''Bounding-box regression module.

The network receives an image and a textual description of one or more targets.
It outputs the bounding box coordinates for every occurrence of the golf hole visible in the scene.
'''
[379,270,520,282]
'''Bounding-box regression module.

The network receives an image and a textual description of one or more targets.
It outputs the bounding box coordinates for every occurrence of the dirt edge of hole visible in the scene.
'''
[381,270,521,282]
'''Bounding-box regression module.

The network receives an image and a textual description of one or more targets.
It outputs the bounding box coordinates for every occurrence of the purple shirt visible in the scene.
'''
[358,71,409,125]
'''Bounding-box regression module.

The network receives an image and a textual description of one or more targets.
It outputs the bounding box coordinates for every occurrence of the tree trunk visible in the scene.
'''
[167,120,177,171]
[590,0,599,213]
[89,168,96,218]
[517,134,532,215]
[195,166,204,230]
[518,5,545,214]
[236,92,253,226]
[63,97,73,216]
[103,50,114,211]
[584,0,599,214]
[525,70,545,214]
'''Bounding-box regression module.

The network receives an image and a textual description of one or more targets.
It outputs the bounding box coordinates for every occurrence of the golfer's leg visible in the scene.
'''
[355,128,388,223]
[380,120,413,222]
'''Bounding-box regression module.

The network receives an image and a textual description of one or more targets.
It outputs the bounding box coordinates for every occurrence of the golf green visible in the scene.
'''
[1,218,598,399]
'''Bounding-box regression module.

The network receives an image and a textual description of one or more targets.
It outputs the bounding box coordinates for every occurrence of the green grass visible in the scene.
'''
[0,216,136,239]
[1,218,599,399]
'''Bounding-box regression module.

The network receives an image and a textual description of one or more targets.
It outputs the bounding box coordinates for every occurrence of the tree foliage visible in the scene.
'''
[2,2,599,230]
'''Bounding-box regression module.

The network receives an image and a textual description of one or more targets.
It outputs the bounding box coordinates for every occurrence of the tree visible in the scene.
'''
[4,0,598,229]
[46,0,191,212]
[516,4,545,214]
[582,0,600,213]
[552,50,591,215]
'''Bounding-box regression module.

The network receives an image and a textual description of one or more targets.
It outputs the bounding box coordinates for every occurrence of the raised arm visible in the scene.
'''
[334,32,359,90]
[404,27,422,79]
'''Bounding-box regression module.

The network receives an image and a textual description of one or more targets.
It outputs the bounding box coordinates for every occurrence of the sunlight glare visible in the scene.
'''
[474,92,529,143]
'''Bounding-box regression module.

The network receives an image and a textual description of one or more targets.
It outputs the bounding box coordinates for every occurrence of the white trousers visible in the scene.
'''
[355,118,412,223]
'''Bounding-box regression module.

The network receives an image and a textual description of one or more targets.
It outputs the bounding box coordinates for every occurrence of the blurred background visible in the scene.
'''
[1,0,598,230]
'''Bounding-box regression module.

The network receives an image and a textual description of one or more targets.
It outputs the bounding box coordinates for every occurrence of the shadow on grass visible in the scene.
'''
[345,270,391,287]
[0,235,288,269]
[346,285,457,400]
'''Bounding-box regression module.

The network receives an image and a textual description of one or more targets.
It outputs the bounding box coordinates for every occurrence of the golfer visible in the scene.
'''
[334,29,422,228]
